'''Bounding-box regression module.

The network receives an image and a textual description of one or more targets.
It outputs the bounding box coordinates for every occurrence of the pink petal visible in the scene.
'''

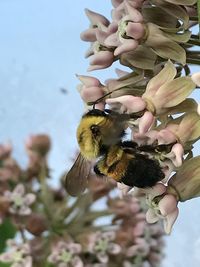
[146,208,159,223]
[89,51,114,69]
[145,183,167,200]
[76,75,101,87]
[106,95,146,113]
[124,2,143,22]
[25,193,36,205]
[19,206,32,216]
[126,22,145,39]
[157,129,177,145]
[80,28,97,42]
[80,86,104,102]
[114,39,138,56]
[72,256,84,267]
[14,184,25,195]
[108,243,121,254]
[69,243,82,254]
[164,143,184,167]
[138,111,155,134]
[95,29,109,44]
[111,0,123,8]
[117,182,131,196]
[0,252,14,262]
[132,221,145,236]
[158,194,178,217]
[163,207,179,234]
[104,33,120,47]
[85,9,110,26]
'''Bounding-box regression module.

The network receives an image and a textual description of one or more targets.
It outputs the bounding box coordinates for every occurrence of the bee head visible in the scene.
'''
[76,114,106,160]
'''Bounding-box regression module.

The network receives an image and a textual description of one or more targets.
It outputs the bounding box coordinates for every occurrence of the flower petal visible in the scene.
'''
[158,194,178,217]
[76,75,101,87]
[13,184,25,195]
[85,9,110,26]
[106,95,146,113]
[146,208,159,223]
[138,111,155,134]
[80,28,97,42]
[25,193,36,205]
[114,39,138,56]
[126,22,145,39]
[163,207,179,234]
[143,60,177,98]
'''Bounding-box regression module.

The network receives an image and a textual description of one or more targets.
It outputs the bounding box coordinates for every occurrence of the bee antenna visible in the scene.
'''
[89,90,116,110]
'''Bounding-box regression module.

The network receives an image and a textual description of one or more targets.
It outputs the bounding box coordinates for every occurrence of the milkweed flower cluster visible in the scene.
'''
[0,137,164,267]
[77,0,200,234]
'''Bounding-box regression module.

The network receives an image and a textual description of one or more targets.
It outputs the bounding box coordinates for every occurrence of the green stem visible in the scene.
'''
[188,39,200,46]
[186,58,200,65]
[186,50,200,55]
[189,16,199,21]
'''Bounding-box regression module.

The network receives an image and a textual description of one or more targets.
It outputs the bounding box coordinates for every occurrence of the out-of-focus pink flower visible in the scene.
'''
[77,75,106,110]
[108,195,140,217]
[145,184,179,234]
[26,134,51,157]
[48,240,83,267]
[0,143,12,160]
[4,184,36,216]
[0,240,32,267]
[86,231,121,263]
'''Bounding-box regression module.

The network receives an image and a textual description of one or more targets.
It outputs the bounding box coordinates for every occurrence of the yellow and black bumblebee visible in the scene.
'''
[65,105,173,196]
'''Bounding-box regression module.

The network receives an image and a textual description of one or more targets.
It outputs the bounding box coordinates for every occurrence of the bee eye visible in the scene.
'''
[90,125,99,136]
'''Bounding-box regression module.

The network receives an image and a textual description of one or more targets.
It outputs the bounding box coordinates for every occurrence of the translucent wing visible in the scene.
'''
[64,153,92,196]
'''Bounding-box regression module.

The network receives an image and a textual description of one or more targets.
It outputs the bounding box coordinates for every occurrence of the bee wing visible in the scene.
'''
[65,153,92,196]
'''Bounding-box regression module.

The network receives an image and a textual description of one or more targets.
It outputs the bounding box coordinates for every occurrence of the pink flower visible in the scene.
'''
[48,240,83,267]
[0,143,12,160]
[4,184,36,216]
[105,2,145,56]
[145,184,179,234]
[86,231,121,263]
[0,240,32,267]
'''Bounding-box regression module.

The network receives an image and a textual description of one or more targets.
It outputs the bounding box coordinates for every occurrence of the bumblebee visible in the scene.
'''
[65,108,172,196]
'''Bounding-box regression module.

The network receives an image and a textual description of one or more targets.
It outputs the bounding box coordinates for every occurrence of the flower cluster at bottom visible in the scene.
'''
[0,136,164,267]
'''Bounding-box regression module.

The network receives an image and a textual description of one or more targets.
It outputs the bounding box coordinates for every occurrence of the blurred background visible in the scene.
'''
[0,0,200,266]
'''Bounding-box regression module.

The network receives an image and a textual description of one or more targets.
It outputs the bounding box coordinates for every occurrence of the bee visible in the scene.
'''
[65,100,171,196]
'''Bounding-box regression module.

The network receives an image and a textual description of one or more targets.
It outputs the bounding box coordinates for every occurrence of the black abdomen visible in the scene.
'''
[120,154,165,188]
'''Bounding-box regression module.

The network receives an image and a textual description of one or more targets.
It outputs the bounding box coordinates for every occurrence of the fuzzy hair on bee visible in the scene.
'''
[64,104,174,196]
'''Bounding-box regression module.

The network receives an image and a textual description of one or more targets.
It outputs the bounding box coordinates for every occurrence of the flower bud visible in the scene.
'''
[26,213,48,236]
[26,135,51,157]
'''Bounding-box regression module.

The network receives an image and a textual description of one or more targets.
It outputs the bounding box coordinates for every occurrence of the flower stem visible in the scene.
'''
[189,16,199,21]
[188,39,200,46]
[186,58,200,65]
